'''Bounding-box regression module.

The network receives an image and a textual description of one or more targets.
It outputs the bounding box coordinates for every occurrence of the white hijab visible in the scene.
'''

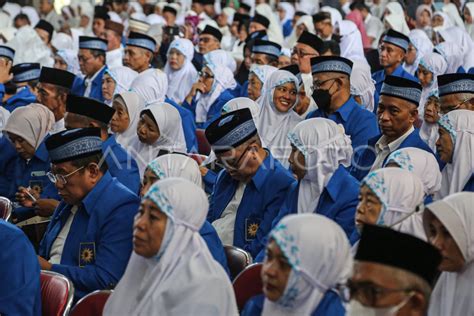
[362,168,426,240]
[436,110,474,199]
[3,103,54,150]
[385,13,410,36]
[339,20,366,62]
[384,147,442,198]
[404,29,433,76]
[435,42,465,74]
[256,3,284,45]
[418,52,447,113]
[103,178,238,316]
[204,49,237,74]
[432,11,454,31]
[56,49,82,77]
[146,154,202,187]
[288,118,352,214]
[257,70,302,166]
[105,66,138,104]
[465,3,474,40]
[321,6,343,29]
[130,102,187,177]
[113,91,144,152]
[350,60,376,112]
[250,64,278,100]
[262,214,352,316]
[130,68,168,108]
[438,26,474,70]
[285,15,315,49]
[278,2,295,27]
[442,3,465,30]
[164,38,198,104]
[426,192,474,316]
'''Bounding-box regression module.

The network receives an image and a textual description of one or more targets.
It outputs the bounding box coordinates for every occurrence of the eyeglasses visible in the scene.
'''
[312,77,342,90]
[199,37,213,43]
[440,97,473,115]
[47,166,84,185]
[198,71,214,79]
[291,48,317,58]
[217,144,252,170]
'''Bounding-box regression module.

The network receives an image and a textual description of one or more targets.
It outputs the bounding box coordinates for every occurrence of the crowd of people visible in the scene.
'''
[0,0,473,315]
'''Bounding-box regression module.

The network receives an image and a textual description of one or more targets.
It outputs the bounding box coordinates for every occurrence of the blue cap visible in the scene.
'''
[0,45,15,61]
[252,39,281,58]
[310,56,353,76]
[382,29,410,52]
[12,63,41,83]
[79,36,108,52]
[437,73,474,97]
[380,75,422,106]
[126,31,157,52]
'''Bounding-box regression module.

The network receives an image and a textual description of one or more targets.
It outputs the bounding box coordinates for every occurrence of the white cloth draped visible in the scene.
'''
[130,68,168,108]
[350,60,376,112]
[204,49,237,74]
[404,29,433,76]
[438,26,474,70]
[56,49,82,77]
[435,41,465,74]
[147,153,202,187]
[339,20,366,62]
[442,3,465,30]
[106,66,138,104]
[113,91,144,152]
[256,3,284,45]
[285,15,315,49]
[465,3,474,40]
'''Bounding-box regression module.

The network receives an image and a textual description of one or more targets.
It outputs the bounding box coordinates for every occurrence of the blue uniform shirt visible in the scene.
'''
[0,221,42,316]
[208,152,295,258]
[0,136,19,198]
[372,64,419,96]
[3,86,36,112]
[200,220,230,275]
[165,97,198,152]
[72,66,108,102]
[39,172,140,300]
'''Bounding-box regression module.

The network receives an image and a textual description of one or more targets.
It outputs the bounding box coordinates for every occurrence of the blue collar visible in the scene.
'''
[6,86,35,105]
[81,171,113,215]
[249,150,275,192]
[103,134,116,147]
[391,64,406,77]
[333,96,358,122]
[34,140,50,162]
[324,165,348,201]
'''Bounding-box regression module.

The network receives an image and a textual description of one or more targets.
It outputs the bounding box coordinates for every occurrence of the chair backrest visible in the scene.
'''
[224,245,253,280]
[69,290,113,316]
[188,153,208,166]
[196,129,211,155]
[0,196,12,221]
[40,270,74,316]
[233,263,263,311]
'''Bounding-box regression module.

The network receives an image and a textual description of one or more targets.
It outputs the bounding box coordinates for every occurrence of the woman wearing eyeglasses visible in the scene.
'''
[182,62,236,128]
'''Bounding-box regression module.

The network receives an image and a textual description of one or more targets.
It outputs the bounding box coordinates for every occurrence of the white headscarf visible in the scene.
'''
[0,107,10,133]
[256,3,284,45]
[164,38,198,104]
[130,68,168,108]
[146,154,202,187]
[250,64,278,99]
[56,49,82,77]
[78,2,94,35]
[278,2,295,27]
[285,15,315,48]
[438,26,474,70]
[442,3,465,30]
[130,102,187,177]
[465,3,474,40]
[257,70,302,166]
[385,13,410,36]
[435,42,465,74]
[338,20,366,62]
[433,11,454,30]
[262,214,352,316]
[436,110,474,199]
[113,91,144,152]
[350,60,376,112]
[362,168,426,240]
[288,118,352,214]
[195,62,236,124]
[321,6,343,28]
[103,178,238,316]
[425,192,474,316]
[404,29,434,76]
[51,33,74,51]
[20,6,39,26]
[204,49,237,73]
[106,66,138,102]
[385,147,442,197]
[385,2,404,16]
[3,103,54,150]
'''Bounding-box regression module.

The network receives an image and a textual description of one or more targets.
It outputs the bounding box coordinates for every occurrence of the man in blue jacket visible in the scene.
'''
[3,63,40,112]
[351,75,434,181]
[38,128,140,300]
[205,108,295,259]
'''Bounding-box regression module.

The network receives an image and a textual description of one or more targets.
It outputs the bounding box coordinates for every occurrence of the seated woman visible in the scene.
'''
[140,153,229,273]
[164,38,198,104]
[2,103,56,221]
[417,52,447,120]
[351,168,426,246]
[423,192,473,316]
[273,118,358,238]
[182,63,236,128]
[242,214,352,316]
[435,109,474,198]
[101,66,138,106]
[420,95,442,152]
[103,178,238,315]
[247,64,277,101]
[110,91,143,152]
[384,147,442,203]
[257,69,302,167]
[129,101,187,176]
[54,49,84,96]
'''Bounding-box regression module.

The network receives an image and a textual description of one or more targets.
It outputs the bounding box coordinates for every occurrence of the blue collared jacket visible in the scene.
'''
[2,85,36,112]
[200,220,230,275]
[350,129,434,181]
[307,96,379,151]
[372,64,419,96]
[102,135,140,194]
[165,97,198,152]
[0,136,19,198]
[0,221,42,316]
[39,172,140,300]
[72,66,108,102]
[208,152,295,258]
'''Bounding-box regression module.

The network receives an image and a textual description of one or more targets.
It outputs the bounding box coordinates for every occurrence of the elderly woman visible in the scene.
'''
[247,64,277,101]
[243,214,352,315]
[404,29,433,76]
[351,168,426,245]
[423,192,474,316]
[140,153,228,273]
[435,110,474,198]
[110,91,143,152]
[103,178,238,315]
[417,52,447,117]
[102,66,138,106]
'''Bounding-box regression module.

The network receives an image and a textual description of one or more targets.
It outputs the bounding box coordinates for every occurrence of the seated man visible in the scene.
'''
[38,128,140,300]
[64,95,140,194]
[437,73,474,115]
[205,108,295,258]
[350,75,434,181]
[347,224,441,316]
[123,31,156,73]
[5,63,40,112]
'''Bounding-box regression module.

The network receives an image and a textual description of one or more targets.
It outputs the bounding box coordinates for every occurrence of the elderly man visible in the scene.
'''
[347,224,441,316]
[38,128,139,301]
[5,63,40,112]
[350,76,434,181]
[104,20,124,68]
[64,95,140,194]
[205,108,295,258]
[75,36,108,101]
[291,31,324,65]
[199,25,222,55]
[123,31,156,73]
[437,73,474,115]
[251,39,281,67]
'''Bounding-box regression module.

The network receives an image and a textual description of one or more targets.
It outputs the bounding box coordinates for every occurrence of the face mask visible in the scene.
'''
[312,88,332,113]
[346,296,412,316]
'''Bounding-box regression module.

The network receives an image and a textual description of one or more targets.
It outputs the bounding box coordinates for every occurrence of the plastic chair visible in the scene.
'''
[196,129,211,155]
[0,196,12,221]
[232,263,263,311]
[224,245,253,280]
[69,289,113,316]
[188,153,208,166]
[40,270,74,316]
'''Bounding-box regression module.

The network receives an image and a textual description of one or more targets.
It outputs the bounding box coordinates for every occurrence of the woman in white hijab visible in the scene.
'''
[417,52,447,117]
[404,29,434,76]
[102,66,139,105]
[54,49,82,77]
[321,6,343,30]
[384,147,442,202]
[103,178,238,316]
[77,2,94,35]
[243,214,352,316]
[110,91,144,152]
[432,11,454,30]
[203,49,237,74]
[434,41,465,73]
[464,3,474,40]
[350,60,376,112]
[130,101,187,176]
[130,68,168,107]
[164,38,198,104]
[435,109,474,199]
[338,20,366,62]
[247,64,277,101]
[255,3,284,45]
[423,192,474,316]
[442,3,465,30]
[285,15,315,49]
[438,26,474,71]
[277,2,295,38]
[257,69,302,167]
[384,14,410,36]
